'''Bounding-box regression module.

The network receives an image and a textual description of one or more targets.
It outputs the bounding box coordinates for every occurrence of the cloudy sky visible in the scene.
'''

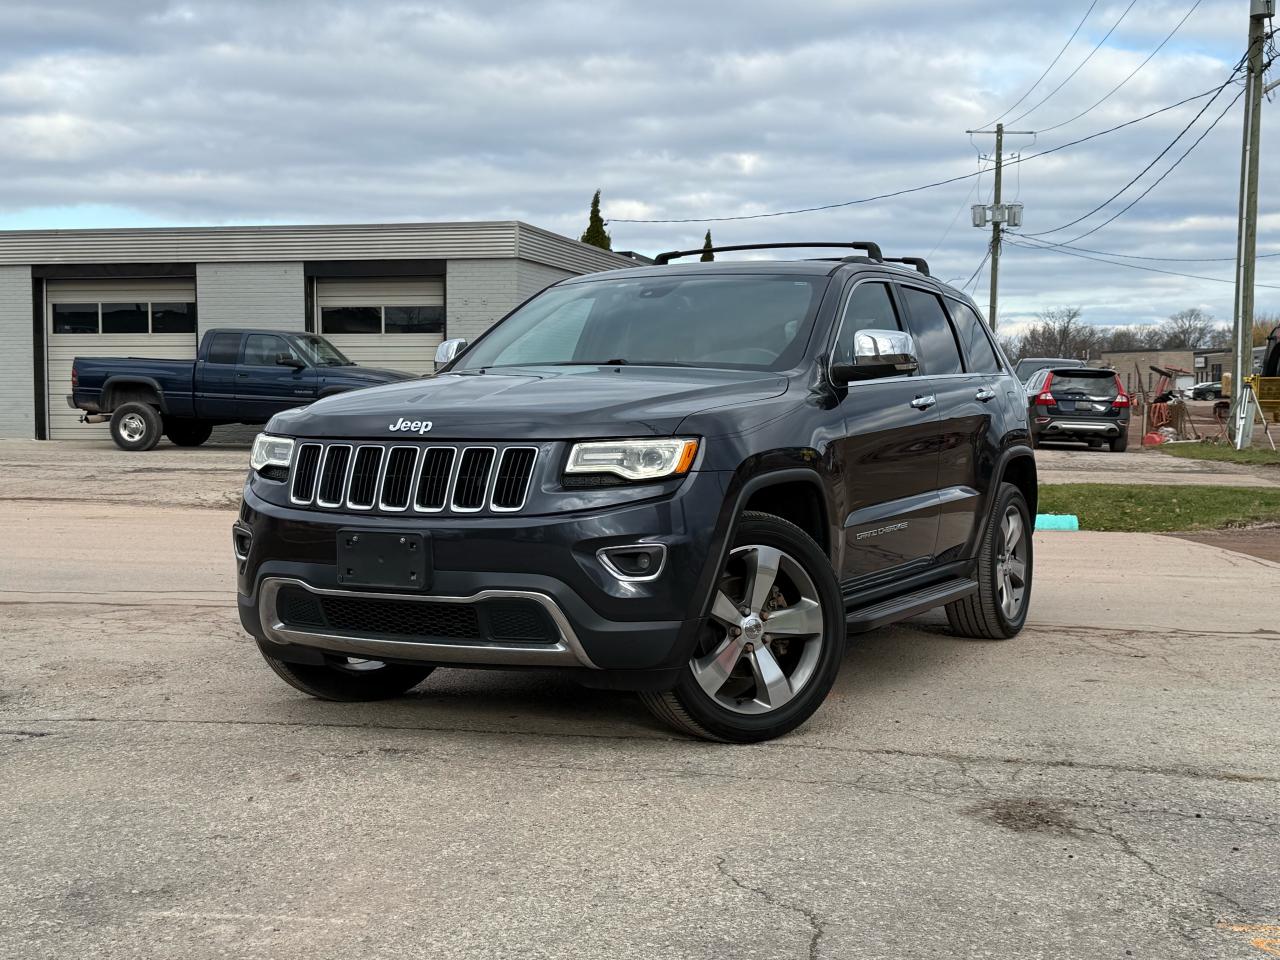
[0,0,1276,330]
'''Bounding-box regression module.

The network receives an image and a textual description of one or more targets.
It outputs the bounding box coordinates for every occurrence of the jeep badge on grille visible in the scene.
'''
[389,418,433,435]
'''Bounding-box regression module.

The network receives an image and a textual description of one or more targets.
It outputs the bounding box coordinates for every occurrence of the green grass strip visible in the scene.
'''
[1038,484,1280,532]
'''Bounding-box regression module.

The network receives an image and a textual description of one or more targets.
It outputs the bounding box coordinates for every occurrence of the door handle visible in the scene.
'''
[237,372,249,378]
[975,387,997,402]
[910,395,936,410]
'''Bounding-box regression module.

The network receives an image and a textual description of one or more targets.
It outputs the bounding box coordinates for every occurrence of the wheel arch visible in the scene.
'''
[101,376,166,414]
[996,446,1038,518]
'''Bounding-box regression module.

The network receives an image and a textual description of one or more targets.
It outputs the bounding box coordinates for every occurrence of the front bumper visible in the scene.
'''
[235,470,732,678]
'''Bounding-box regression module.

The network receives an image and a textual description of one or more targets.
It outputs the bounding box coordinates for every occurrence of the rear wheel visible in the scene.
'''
[257,642,434,701]
[109,402,162,451]
[639,512,844,743]
[1109,433,1129,452]
[164,418,213,447]
[946,482,1032,640]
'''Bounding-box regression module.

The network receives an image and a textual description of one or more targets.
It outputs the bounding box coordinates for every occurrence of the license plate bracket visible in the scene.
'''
[336,530,431,590]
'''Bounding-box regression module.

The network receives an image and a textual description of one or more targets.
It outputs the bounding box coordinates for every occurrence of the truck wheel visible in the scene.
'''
[945,482,1032,640]
[109,402,162,451]
[639,511,844,743]
[257,642,434,701]
[1109,433,1128,452]
[164,418,213,447]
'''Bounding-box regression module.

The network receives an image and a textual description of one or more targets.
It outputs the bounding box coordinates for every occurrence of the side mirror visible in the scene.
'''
[276,354,305,370]
[435,338,468,366]
[830,329,919,386]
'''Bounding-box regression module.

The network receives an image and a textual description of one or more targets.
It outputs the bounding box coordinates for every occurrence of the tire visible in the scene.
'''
[257,641,434,701]
[164,418,213,447]
[639,511,844,743]
[1109,433,1129,452]
[109,402,162,451]
[1087,438,1103,449]
[946,482,1032,640]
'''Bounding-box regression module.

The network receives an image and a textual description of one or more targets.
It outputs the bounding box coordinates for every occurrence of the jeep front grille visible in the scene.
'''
[289,441,539,515]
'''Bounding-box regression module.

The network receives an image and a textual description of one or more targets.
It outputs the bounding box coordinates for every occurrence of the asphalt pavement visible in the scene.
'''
[1,443,1277,959]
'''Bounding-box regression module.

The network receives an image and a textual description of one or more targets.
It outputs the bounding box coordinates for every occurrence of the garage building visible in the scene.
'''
[0,221,636,440]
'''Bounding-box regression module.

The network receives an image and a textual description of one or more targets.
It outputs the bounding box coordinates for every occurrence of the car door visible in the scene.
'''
[235,333,316,419]
[831,278,942,589]
[940,296,1008,560]
[197,331,243,418]
[896,286,991,565]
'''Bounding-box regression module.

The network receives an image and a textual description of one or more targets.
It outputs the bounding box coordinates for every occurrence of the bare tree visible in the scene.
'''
[1160,308,1217,350]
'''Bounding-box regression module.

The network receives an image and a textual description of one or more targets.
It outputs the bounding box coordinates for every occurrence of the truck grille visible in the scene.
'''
[289,442,539,515]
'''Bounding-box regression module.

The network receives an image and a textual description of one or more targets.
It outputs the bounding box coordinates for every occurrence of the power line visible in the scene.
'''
[1055,83,1247,244]
[927,157,990,259]
[1015,234,1280,262]
[1005,0,1142,127]
[963,246,992,293]
[980,0,1100,127]
[608,82,1227,224]
[1026,67,1245,237]
[1005,235,1280,289]
[1035,0,1204,134]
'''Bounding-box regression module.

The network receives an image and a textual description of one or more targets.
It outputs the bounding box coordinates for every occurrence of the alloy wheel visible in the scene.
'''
[996,506,1028,619]
[119,414,147,443]
[691,544,825,715]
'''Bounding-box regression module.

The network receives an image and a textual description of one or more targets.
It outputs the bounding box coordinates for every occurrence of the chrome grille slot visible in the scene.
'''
[316,445,352,508]
[452,447,496,511]
[491,447,538,511]
[378,446,418,512]
[290,443,322,504]
[414,447,456,512]
[346,446,384,510]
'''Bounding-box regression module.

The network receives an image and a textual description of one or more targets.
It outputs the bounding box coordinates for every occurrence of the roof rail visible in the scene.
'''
[882,257,930,277]
[653,241,883,265]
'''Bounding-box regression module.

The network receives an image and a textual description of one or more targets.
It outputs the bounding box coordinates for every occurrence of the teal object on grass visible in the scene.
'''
[1035,514,1079,531]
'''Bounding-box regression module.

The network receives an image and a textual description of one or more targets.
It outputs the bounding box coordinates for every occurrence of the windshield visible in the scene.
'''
[294,335,353,367]
[1049,373,1118,397]
[453,273,829,373]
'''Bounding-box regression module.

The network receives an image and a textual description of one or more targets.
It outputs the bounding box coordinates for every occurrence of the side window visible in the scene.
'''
[947,299,1002,374]
[833,282,903,367]
[206,333,241,365]
[243,334,296,366]
[899,287,963,376]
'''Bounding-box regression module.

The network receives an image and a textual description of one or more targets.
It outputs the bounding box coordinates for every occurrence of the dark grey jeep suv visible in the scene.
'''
[234,242,1038,742]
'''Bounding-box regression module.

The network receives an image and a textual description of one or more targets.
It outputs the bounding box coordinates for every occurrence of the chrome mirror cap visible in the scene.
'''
[830,329,920,386]
[435,338,468,366]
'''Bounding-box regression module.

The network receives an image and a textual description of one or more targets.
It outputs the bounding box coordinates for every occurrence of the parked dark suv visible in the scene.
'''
[234,242,1038,742]
[1025,366,1131,451]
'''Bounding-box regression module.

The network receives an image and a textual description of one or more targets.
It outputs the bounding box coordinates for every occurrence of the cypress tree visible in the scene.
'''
[580,190,612,250]
[700,230,714,262]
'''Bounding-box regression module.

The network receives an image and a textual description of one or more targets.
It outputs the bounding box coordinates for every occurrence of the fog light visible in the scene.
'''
[233,528,253,561]
[597,543,667,582]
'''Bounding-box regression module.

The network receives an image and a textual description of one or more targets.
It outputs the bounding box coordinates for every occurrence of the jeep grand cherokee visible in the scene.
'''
[234,241,1037,742]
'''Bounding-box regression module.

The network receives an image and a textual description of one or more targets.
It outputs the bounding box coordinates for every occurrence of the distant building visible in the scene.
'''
[1094,349,1196,395]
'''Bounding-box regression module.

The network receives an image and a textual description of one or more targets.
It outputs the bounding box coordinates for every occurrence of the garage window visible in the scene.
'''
[322,304,444,335]
[101,302,149,334]
[52,303,100,334]
[151,302,197,334]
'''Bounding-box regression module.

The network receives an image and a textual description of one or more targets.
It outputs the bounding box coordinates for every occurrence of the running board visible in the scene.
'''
[845,577,977,633]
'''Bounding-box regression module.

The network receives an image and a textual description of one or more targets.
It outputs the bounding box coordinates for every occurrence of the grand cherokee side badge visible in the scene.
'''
[390,417,433,435]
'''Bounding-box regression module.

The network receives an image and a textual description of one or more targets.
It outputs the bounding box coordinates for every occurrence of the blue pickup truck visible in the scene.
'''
[70,328,415,450]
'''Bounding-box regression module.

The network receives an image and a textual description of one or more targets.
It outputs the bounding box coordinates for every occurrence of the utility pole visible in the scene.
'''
[1229,0,1274,449]
[966,122,1031,331]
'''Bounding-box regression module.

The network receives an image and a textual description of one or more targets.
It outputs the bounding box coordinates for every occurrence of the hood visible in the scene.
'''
[328,366,417,383]
[270,365,789,440]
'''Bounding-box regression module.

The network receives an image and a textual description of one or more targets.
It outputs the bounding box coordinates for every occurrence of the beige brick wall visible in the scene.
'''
[445,259,521,344]
[0,265,34,439]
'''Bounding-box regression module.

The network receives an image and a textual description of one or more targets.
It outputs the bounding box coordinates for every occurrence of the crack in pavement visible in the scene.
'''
[715,855,824,960]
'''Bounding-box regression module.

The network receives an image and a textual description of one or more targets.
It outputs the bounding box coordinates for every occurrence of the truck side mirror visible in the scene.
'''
[276,354,305,370]
[830,329,919,386]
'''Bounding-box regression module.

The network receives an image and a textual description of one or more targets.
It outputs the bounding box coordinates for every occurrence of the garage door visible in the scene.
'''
[315,278,444,375]
[46,279,197,440]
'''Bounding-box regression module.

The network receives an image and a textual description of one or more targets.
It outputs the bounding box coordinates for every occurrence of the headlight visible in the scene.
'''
[250,434,295,472]
[565,438,699,482]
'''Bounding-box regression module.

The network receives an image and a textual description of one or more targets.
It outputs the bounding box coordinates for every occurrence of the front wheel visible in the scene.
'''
[946,482,1033,640]
[639,512,844,743]
[257,642,434,701]
[109,402,162,451]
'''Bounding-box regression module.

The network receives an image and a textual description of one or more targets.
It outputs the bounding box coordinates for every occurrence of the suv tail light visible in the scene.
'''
[1035,372,1056,406]
[1112,375,1130,408]
[71,365,78,389]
